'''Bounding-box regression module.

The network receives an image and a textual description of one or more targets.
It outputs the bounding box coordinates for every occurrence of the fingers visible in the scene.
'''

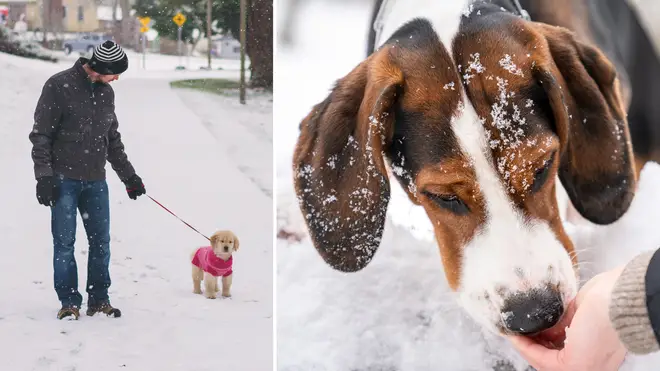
[37,195,55,207]
[508,335,563,371]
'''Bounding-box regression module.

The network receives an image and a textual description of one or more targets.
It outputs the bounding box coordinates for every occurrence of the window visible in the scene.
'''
[233,46,240,53]
[77,6,83,22]
[62,6,66,18]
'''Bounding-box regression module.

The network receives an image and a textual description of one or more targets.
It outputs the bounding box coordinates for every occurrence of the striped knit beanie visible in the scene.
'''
[88,40,129,75]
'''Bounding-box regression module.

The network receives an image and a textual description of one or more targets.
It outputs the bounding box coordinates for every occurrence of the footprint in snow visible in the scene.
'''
[36,356,54,366]
[70,342,83,355]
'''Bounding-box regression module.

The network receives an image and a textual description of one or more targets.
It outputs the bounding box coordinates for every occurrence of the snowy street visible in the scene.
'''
[0,49,272,370]
[275,0,660,370]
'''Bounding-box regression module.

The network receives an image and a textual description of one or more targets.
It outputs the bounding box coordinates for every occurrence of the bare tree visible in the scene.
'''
[40,0,51,45]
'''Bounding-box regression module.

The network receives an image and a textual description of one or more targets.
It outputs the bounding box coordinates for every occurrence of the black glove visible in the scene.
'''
[124,174,146,200]
[36,176,59,206]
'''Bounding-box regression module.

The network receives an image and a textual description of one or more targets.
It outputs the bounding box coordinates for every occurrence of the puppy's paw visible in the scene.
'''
[193,288,202,294]
[222,292,231,298]
[205,293,217,299]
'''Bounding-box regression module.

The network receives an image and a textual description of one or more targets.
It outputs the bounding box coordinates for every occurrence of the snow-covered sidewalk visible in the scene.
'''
[0,50,272,371]
[173,88,273,198]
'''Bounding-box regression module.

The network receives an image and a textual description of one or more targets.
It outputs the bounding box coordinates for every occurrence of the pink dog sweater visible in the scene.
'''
[192,246,233,277]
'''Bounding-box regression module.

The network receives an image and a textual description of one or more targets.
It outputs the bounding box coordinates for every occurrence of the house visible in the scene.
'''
[3,0,134,33]
[213,34,241,60]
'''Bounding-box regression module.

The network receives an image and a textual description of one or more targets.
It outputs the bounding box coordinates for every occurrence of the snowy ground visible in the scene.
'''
[0,48,272,370]
[275,1,660,370]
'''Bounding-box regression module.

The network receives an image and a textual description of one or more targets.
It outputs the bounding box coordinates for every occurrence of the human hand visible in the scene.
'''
[508,266,627,371]
[124,173,146,200]
[36,176,59,206]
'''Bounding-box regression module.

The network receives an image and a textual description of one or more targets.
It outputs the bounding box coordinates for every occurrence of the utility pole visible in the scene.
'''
[239,0,247,104]
[207,0,212,70]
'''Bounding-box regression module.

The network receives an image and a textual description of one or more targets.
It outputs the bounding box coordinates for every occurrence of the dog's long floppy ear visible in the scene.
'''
[292,52,403,272]
[232,232,240,251]
[210,233,219,247]
[532,24,636,225]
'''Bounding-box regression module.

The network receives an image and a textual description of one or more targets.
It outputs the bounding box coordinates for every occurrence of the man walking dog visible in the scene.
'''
[29,40,146,320]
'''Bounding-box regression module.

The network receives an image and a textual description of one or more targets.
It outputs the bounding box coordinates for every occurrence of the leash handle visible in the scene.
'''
[146,194,211,242]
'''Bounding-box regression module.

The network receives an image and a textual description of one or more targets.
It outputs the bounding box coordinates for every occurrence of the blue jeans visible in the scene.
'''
[51,176,111,308]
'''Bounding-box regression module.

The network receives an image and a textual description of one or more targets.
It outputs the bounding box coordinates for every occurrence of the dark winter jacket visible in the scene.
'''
[29,57,136,182]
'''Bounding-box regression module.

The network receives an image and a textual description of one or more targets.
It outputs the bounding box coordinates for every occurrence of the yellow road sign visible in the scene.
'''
[138,16,151,27]
[172,12,186,27]
[140,26,149,33]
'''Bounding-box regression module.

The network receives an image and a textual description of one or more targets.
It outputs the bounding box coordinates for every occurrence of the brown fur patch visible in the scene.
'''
[415,158,485,289]
[292,50,404,272]
[532,23,636,224]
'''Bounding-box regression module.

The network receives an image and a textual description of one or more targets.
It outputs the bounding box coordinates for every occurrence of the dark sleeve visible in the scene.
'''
[29,79,63,179]
[107,110,136,182]
[609,248,660,354]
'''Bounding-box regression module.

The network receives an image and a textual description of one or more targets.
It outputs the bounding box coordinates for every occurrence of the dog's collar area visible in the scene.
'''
[372,0,533,48]
[510,0,531,21]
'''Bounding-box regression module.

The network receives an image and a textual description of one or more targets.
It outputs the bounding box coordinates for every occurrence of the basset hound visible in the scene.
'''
[292,0,659,336]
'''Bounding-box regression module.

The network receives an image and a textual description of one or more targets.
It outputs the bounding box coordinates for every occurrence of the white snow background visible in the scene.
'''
[0,48,273,370]
[275,0,660,370]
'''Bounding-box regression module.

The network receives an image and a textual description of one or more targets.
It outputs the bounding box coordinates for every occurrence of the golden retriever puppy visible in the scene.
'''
[190,230,240,299]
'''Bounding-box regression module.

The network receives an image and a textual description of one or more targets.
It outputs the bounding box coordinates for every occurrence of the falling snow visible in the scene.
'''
[443,81,456,90]
[463,53,486,84]
[275,1,660,370]
[499,54,524,77]
[0,48,272,370]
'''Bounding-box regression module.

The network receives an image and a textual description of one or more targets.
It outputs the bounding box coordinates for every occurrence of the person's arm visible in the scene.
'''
[609,248,660,355]
[29,79,63,179]
[106,91,136,182]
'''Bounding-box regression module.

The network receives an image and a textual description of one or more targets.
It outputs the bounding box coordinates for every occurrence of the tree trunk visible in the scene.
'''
[119,0,133,48]
[41,0,50,46]
[245,0,272,89]
[112,0,119,41]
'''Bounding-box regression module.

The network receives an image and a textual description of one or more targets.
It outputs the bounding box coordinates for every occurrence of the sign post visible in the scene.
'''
[172,12,187,70]
[137,16,151,69]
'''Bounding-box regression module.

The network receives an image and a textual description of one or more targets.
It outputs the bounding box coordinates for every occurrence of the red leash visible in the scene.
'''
[146,194,211,242]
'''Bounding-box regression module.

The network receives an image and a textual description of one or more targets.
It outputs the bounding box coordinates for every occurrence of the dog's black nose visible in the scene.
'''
[223,246,229,252]
[501,288,563,334]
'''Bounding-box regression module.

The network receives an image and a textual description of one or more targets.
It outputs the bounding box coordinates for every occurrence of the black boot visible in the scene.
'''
[57,306,80,320]
[86,302,121,318]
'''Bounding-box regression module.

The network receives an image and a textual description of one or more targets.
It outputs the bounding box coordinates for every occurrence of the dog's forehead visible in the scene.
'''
[382,3,560,176]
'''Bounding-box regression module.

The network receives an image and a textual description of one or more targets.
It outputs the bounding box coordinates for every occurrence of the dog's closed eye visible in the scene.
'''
[423,191,470,215]
[530,151,556,193]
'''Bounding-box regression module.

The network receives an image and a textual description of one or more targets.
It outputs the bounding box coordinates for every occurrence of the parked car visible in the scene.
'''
[62,33,112,55]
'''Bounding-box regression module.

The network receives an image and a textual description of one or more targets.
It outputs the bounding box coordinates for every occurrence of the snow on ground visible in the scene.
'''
[173,88,273,198]
[0,48,272,370]
[275,1,660,370]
